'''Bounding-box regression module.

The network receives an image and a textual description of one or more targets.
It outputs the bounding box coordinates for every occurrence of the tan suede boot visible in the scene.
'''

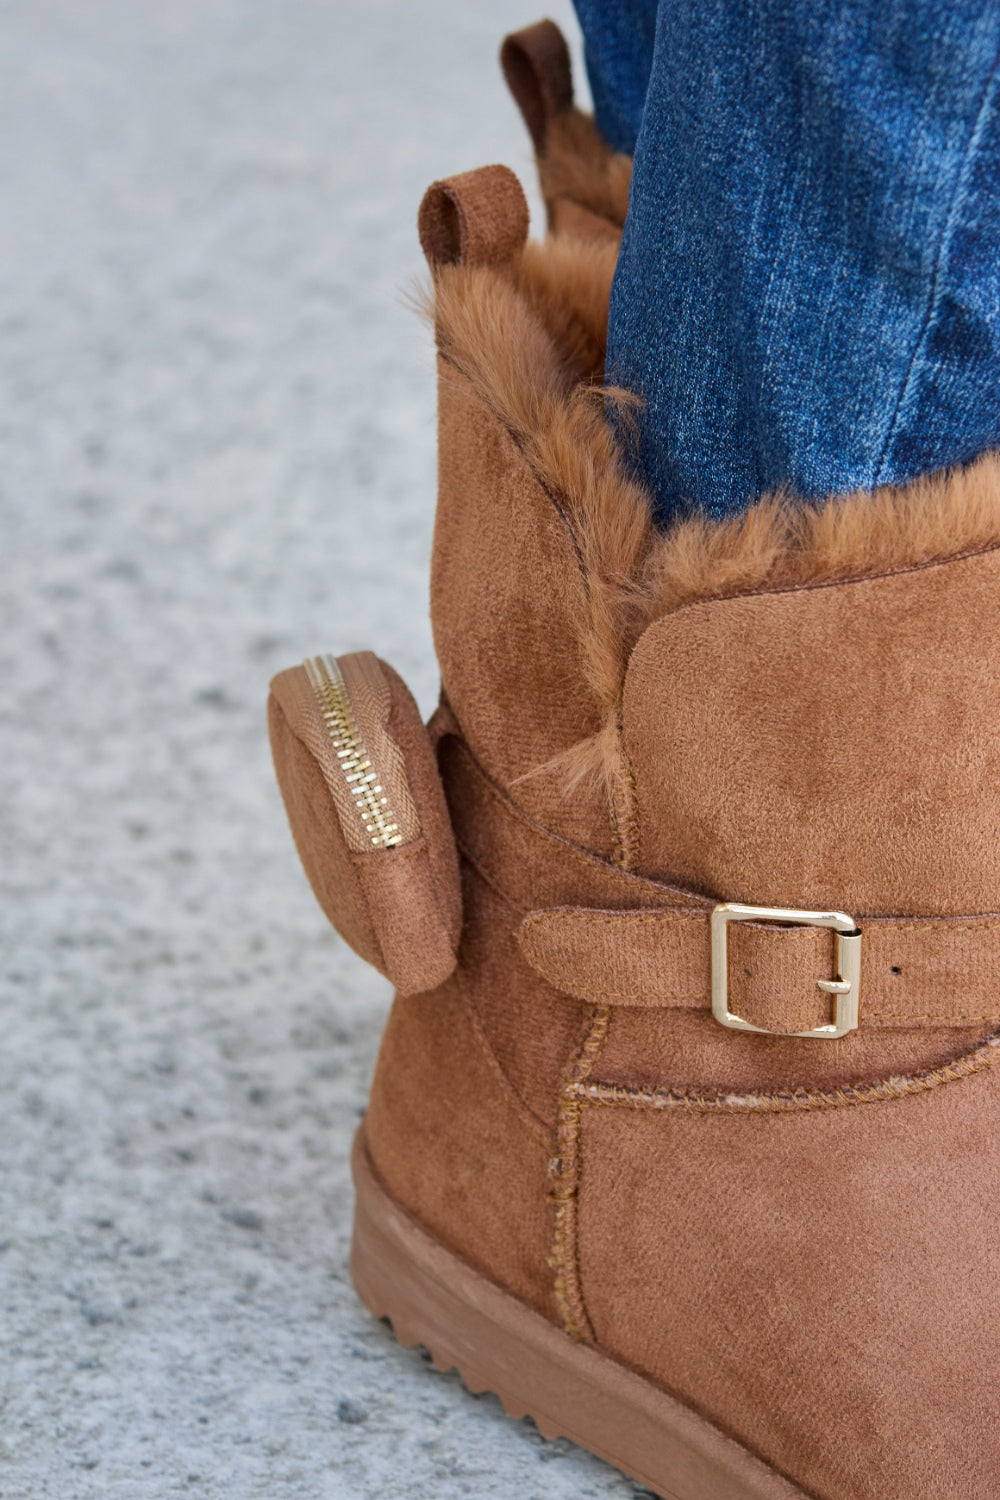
[269,28,1000,1500]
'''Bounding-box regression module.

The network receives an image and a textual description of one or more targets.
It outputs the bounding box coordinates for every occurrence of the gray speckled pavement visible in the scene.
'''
[0,2,656,1496]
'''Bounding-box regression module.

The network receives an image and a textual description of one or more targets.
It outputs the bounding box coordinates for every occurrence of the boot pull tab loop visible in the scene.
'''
[417,166,529,270]
[500,20,574,154]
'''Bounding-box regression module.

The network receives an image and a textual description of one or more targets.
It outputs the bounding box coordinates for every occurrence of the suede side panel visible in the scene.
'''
[576,1058,1000,1500]
[364,976,557,1320]
[623,545,1000,915]
[431,357,614,855]
[457,857,587,1128]
[597,1006,989,1095]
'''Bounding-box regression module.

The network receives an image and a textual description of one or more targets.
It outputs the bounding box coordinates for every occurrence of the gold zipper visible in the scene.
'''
[303,654,404,850]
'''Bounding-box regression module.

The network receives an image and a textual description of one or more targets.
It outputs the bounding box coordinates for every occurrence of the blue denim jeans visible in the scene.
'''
[572,0,1000,526]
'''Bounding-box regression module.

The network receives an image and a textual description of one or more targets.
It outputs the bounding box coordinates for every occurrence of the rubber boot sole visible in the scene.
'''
[349,1129,808,1500]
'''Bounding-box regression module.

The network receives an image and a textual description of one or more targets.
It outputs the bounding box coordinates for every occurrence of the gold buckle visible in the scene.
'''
[710,903,862,1039]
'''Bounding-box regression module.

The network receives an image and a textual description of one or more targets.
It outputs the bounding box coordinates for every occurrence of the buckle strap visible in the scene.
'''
[438,731,1000,1035]
[519,905,1000,1033]
[438,732,702,912]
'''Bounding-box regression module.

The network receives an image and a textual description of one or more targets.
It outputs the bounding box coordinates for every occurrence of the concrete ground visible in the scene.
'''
[0,2,655,1495]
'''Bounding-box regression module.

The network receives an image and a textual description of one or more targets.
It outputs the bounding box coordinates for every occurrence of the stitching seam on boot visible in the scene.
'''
[551,1004,612,1341]
[573,1033,1000,1115]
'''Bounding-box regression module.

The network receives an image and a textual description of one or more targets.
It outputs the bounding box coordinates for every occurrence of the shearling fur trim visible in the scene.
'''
[428,226,1000,801]
[538,110,632,231]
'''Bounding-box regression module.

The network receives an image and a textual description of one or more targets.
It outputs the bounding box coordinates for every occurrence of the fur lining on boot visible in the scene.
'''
[538,110,632,231]
[428,231,1000,796]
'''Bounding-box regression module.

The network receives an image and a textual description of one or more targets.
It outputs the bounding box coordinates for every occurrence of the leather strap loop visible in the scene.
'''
[418,166,530,270]
[499,21,574,154]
